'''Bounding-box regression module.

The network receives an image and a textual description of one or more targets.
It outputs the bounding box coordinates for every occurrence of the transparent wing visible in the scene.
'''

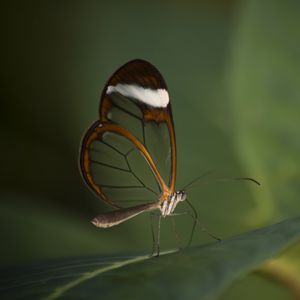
[79,60,176,208]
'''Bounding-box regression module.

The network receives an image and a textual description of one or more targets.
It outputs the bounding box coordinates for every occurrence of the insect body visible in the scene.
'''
[79,59,258,253]
[80,59,185,231]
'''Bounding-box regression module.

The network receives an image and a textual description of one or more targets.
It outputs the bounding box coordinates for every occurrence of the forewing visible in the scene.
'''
[101,60,176,190]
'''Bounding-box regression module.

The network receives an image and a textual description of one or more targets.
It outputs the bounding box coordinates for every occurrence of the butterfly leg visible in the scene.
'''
[169,211,194,247]
[170,216,183,249]
[185,199,221,245]
[155,214,162,257]
[149,212,163,257]
[149,212,157,257]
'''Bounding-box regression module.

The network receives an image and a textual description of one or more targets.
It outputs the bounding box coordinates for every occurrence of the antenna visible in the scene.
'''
[181,170,216,190]
[182,174,260,191]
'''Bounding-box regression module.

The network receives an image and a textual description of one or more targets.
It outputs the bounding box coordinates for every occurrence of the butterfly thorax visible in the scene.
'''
[159,191,187,217]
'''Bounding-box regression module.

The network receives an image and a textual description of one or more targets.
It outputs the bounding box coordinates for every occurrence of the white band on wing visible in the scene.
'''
[107,84,169,108]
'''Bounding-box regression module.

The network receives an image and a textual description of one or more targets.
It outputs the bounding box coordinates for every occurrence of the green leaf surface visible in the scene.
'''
[1,216,300,300]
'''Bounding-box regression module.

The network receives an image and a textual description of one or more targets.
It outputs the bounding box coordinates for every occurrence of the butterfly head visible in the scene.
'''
[175,190,187,202]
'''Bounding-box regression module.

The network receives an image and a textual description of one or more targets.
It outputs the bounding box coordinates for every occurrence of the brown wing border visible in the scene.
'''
[79,121,172,207]
[99,59,177,192]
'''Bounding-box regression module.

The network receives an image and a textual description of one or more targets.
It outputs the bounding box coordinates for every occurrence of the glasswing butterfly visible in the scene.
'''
[79,59,258,255]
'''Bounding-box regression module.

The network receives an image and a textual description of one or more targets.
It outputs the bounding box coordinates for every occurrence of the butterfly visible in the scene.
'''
[79,59,258,255]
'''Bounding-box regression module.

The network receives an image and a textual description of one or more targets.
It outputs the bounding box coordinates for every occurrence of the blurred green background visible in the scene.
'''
[1,0,300,298]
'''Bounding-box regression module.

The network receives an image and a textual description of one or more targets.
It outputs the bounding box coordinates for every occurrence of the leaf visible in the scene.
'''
[1,216,300,300]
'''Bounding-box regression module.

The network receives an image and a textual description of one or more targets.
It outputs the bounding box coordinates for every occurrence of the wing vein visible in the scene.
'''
[124,151,158,196]
[90,159,130,172]
[111,101,142,121]
[101,185,144,189]
[98,140,125,156]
